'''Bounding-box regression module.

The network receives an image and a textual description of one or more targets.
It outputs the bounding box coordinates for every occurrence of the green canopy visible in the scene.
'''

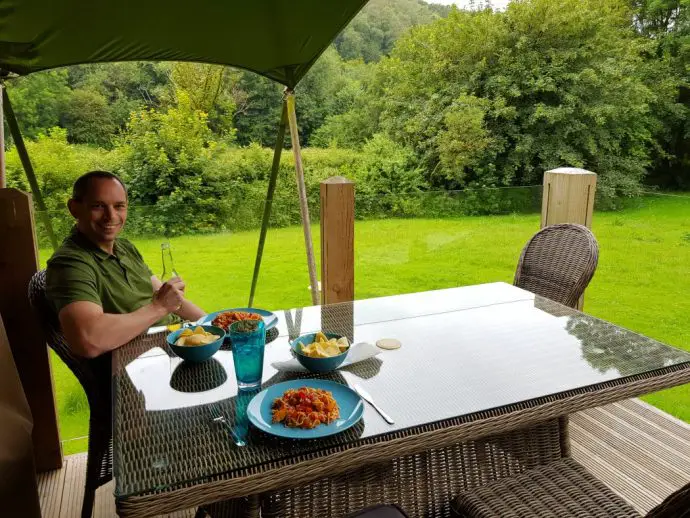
[0,0,368,87]
[0,0,367,306]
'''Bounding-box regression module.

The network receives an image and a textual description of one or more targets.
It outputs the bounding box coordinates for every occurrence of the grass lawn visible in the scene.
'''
[41,194,690,454]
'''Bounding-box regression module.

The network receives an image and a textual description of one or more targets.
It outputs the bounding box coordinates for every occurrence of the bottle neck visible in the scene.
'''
[161,244,176,279]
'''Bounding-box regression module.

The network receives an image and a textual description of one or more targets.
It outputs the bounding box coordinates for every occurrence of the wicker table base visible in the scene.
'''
[200,419,566,518]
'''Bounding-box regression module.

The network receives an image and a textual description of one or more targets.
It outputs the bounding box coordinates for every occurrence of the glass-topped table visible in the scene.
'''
[113,282,690,517]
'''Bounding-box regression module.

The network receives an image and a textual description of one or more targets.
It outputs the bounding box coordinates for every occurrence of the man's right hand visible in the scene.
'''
[153,277,186,313]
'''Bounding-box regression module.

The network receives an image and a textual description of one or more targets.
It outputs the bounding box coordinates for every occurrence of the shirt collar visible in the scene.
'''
[69,226,125,261]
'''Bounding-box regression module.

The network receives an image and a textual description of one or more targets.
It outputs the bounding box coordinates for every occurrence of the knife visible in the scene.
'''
[353,384,395,424]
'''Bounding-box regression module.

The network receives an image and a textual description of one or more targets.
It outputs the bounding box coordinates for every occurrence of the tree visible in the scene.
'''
[309,59,380,148]
[335,0,442,62]
[68,62,170,109]
[631,0,688,36]
[232,47,362,146]
[170,62,238,140]
[370,0,661,197]
[4,70,71,139]
[232,73,283,146]
[290,47,357,145]
[61,89,117,146]
[68,62,171,133]
[630,0,690,188]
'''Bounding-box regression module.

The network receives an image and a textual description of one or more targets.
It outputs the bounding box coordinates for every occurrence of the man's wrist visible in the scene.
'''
[151,297,170,319]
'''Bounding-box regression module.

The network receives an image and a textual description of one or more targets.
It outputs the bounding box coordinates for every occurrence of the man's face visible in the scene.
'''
[69,177,128,245]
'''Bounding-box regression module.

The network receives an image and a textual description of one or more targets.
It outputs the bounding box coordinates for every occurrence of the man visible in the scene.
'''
[46,171,205,358]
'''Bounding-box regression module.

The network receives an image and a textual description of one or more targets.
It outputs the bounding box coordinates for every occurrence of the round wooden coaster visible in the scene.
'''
[376,338,401,350]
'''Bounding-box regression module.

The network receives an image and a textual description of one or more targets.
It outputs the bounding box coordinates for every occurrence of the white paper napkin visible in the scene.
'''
[271,342,380,372]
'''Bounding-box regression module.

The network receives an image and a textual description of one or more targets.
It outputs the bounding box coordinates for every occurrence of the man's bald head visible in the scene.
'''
[72,171,127,202]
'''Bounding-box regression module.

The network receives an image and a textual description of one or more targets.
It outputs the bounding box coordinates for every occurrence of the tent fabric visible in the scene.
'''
[0,0,369,87]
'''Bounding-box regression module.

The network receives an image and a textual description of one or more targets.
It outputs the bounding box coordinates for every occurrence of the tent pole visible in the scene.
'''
[248,101,288,307]
[2,87,58,250]
[286,89,319,306]
[0,82,5,188]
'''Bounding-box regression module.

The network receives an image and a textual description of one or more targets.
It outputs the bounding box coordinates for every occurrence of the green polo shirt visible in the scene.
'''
[46,228,178,326]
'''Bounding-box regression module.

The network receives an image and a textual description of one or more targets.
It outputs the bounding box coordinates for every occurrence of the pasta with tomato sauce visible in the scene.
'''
[271,387,339,429]
[211,311,261,331]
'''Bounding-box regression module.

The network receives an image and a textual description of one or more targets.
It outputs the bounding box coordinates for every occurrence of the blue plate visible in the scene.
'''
[198,307,278,330]
[247,379,364,439]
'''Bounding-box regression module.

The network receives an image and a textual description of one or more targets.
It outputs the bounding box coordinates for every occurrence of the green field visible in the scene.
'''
[43,194,690,454]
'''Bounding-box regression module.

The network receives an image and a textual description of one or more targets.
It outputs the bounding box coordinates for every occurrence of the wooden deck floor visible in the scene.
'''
[38,398,690,518]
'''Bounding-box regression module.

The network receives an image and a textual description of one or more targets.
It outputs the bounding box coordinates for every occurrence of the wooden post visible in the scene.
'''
[285,89,320,306]
[0,313,42,517]
[320,176,355,305]
[541,167,597,229]
[0,82,6,188]
[0,188,62,471]
[541,167,597,309]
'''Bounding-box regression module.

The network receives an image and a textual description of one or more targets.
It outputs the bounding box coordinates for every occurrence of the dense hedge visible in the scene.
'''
[6,128,545,247]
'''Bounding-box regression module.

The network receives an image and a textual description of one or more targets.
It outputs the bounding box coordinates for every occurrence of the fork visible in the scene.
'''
[209,403,246,447]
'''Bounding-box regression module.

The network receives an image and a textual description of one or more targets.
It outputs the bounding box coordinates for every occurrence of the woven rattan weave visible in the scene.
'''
[452,457,640,517]
[514,223,598,308]
[452,458,690,518]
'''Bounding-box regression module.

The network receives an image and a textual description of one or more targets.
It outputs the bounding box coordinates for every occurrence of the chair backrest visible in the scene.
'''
[514,224,599,308]
[27,270,111,412]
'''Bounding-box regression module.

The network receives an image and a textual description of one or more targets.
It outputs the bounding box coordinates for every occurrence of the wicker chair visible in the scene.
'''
[347,505,409,518]
[514,223,599,308]
[646,482,690,518]
[28,270,112,518]
[451,458,690,518]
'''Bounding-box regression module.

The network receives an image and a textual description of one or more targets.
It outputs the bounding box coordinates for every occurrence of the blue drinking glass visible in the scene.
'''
[229,319,266,391]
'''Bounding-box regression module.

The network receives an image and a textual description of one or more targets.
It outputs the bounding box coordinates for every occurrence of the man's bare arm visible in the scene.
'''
[151,275,205,322]
[59,279,185,358]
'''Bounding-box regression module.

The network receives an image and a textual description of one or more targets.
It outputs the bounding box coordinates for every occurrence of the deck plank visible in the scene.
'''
[38,399,690,517]
[59,453,87,518]
[37,455,67,518]
[571,399,690,514]
[94,482,117,518]
[617,398,690,438]
[573,411,690,483]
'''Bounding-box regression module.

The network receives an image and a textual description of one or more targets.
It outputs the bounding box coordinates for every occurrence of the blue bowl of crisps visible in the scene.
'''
[290,332,350,373]
[167,325,225,363]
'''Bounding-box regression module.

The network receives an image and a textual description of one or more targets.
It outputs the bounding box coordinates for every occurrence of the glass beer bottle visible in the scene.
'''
[160,242,182,330]
[160,242,178,283]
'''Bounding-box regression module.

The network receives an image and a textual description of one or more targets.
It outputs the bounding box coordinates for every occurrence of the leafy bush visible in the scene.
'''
[351,134,427,216]
[205,145,366,229]
[8,126,542,249]
[116,91,231,236]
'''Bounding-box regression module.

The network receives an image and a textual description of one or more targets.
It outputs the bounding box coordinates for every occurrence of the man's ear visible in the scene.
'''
[67,199,80,219]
